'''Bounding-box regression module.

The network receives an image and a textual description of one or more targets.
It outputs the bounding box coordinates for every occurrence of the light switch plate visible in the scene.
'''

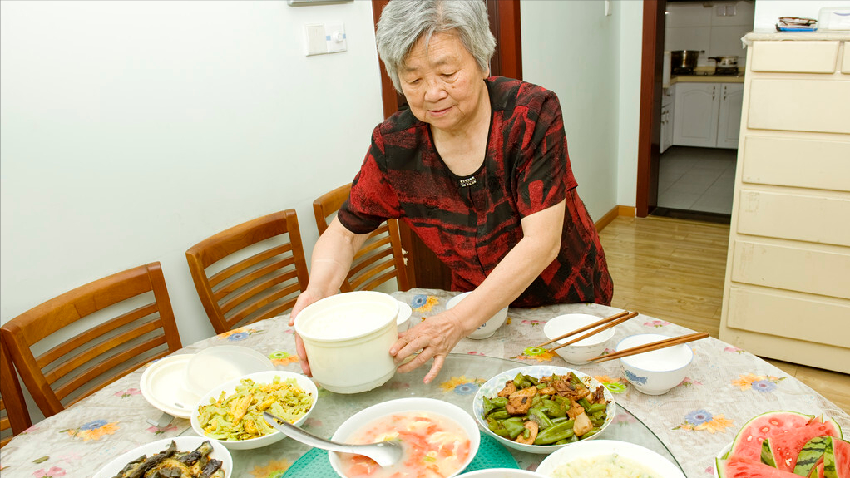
[304,24,327,56]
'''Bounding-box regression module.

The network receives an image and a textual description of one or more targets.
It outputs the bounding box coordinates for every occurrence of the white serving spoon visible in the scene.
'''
[262,411,404,467]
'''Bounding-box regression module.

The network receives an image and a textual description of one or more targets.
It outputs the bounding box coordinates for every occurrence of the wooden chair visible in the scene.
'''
[1,341,31,447]
[185,209,310,334]
[313,183,410,293]
[0,262,182,418]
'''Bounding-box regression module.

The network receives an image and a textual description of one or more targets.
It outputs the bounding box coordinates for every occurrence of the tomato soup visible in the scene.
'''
[338,411,472,478]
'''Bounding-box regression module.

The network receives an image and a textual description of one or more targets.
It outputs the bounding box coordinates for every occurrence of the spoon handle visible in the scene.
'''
[263,411,352,453]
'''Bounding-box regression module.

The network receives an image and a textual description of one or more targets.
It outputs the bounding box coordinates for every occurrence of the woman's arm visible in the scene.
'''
[289,216,370,375]
[390,199,566,383]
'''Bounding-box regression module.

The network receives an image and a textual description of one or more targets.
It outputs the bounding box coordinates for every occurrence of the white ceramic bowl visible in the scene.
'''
[93,436,233,478]
[542,314,616,365]
[616,333,694,395]
[446,292,508,339]
[184,345,275,397]
[294,291,398,393]
[472,366,615,455]
[397,300,413,333]
[460,469,546,477]
[190,370,318,451]
[537,440,685,478]
[329,397,480,478]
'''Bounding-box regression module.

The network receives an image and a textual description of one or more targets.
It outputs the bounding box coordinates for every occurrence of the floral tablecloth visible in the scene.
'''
[2,288,847,478]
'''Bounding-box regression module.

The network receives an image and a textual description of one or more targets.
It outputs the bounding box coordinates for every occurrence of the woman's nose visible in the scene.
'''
[423,79,448,102]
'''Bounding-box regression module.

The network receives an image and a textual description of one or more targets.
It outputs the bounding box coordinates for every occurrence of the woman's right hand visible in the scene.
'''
[289,290,325,376]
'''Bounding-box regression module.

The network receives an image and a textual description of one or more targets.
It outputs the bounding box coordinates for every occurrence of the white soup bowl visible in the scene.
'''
[542,313,616,365]
[616,333,694,395]
[446,292,508,339]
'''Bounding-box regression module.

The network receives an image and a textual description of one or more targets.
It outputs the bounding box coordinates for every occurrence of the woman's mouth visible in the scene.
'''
[429,106,452,117]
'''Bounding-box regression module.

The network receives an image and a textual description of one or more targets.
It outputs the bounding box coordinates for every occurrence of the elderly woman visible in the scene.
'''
[291,0,613,383]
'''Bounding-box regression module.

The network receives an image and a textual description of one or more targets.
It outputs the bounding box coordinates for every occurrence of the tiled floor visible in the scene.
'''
[657,146,737,215]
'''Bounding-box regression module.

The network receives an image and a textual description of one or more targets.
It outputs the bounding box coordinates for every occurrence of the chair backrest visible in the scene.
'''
[185,209,310,334]
[0,262,182,418]
[313,183,410,293]
[0,341,31,447]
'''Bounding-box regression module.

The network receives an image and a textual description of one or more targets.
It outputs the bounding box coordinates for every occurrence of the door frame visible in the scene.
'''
[636,0,666,217]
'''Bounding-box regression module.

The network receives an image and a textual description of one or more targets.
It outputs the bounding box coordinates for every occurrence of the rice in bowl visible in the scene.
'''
[550,454,661,478]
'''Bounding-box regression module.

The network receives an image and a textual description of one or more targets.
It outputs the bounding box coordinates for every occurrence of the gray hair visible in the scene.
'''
[376,0,497,92]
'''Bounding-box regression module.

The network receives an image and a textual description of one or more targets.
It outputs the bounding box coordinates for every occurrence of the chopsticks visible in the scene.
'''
[537,311,639,352]
[589,332,709,363]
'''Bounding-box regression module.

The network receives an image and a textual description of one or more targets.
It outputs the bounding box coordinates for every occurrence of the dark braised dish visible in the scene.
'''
[112,440,225,478]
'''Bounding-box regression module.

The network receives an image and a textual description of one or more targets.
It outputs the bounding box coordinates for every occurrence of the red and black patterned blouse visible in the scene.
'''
[338,76,613,307]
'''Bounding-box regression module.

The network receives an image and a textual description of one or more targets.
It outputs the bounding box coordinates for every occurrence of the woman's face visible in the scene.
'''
[399,31,489,134]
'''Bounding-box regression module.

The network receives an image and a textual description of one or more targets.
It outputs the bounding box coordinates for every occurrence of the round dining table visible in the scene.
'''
[2,288,848,478]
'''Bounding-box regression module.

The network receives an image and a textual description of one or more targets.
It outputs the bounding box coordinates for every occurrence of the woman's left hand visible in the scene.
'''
[389,309,468,384]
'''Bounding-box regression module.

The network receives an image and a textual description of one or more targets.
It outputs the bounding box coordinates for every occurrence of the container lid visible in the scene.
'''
[183,345,274,397]
[294,291,398,342]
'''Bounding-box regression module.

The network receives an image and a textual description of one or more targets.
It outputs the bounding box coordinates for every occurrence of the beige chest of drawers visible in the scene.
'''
[720,32,850,374]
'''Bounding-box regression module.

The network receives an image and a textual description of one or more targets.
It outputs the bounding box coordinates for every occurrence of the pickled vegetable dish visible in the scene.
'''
[197,376,313,441]
[481,372,609,446]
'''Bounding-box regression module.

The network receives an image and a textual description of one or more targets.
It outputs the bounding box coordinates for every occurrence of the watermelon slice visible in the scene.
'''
[718,457,803,477]
[795,436,835,477]
[730,411,812,463]
[763,417,842,471]
[832,439,849,478]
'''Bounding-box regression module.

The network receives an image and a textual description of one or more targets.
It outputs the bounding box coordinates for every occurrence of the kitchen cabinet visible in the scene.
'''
[716,84,744,148]
[673,82,743,149]
[660,86,675,154]
[720,32,850,374]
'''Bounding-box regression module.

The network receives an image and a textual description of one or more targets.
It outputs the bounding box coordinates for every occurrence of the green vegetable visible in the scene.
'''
[542,399,566,417]
[588,403,607,413]
[488,410,509,420]
[534,420,575,445]
[528,406,554,430]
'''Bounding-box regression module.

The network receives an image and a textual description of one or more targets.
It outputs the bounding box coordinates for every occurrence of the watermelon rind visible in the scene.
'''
[762,440,778,467]
[730,411,813,463]
[795,436,834,477]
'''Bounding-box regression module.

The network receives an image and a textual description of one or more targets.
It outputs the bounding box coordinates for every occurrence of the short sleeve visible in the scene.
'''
[515,91,577,217]
[337,125,402,235]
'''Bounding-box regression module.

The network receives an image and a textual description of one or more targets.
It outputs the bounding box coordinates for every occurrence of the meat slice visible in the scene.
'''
[506,386,537,415]
[566,400,585,419]
[515,421,539,445]
[497,381,517,397]
[573,411,593,437]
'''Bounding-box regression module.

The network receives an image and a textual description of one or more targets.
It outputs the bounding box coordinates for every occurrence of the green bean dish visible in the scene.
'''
[481,372,610,446]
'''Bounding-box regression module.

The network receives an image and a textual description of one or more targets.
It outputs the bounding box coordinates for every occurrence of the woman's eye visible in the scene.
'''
[408,78,421,85]
[442,72,457,78]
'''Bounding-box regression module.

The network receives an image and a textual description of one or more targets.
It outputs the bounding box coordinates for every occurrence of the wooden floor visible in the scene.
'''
[598,215,850,413]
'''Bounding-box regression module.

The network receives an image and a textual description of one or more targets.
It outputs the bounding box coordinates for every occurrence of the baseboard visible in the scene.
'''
[595,205,636,232]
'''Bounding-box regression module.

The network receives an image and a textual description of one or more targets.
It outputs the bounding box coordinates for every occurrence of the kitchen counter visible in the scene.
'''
[670,75,745,85]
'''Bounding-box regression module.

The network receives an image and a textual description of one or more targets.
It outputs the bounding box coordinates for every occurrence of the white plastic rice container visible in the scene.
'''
[294,291,399,394]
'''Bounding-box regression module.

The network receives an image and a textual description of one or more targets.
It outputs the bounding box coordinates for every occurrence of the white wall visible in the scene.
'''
[0,1,383,343]
[520,1,624,220]
[665,1,755,66]
[753,0,850,32]
[1,0,645,350]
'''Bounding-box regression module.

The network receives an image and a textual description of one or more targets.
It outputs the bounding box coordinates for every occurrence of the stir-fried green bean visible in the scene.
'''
[481,371,609,447]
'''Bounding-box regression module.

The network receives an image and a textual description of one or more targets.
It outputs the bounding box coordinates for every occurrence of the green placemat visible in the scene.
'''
[283,431,519,477]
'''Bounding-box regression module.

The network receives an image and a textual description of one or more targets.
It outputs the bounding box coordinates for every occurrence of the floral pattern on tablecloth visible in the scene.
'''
[2,288,847,478]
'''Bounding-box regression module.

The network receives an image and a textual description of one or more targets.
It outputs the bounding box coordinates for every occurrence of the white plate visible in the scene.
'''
[537,440,685,478]
[472,365,616,455]
[93,436,233,478]
[190,370,318,451]
[140,354,201,418]
[184,345,275,397]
